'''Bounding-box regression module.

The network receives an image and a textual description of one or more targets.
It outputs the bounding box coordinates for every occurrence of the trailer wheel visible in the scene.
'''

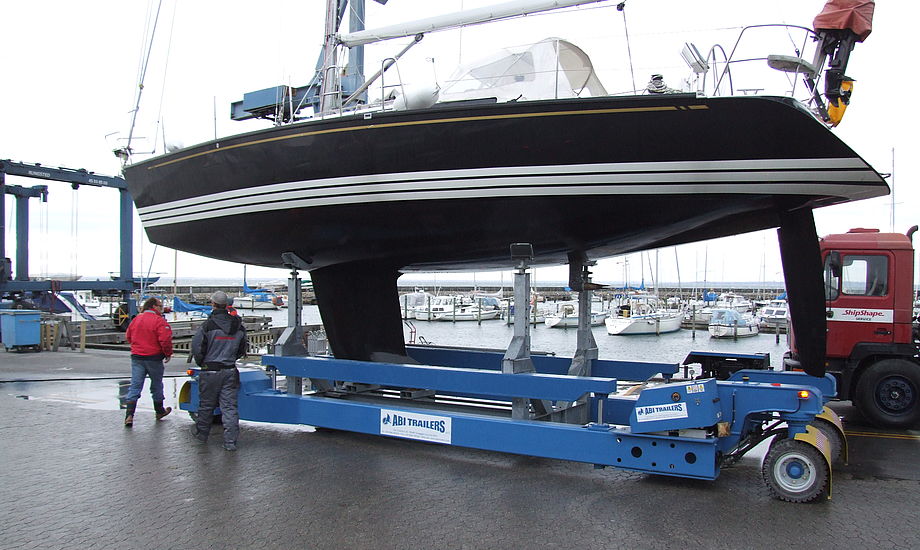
[811,419,843,464]
[762,438,829,503]
[855,359,920,429]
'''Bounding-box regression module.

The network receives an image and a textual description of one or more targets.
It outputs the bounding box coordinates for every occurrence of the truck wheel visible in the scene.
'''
[762,438,829,503]
[855,359,920,429]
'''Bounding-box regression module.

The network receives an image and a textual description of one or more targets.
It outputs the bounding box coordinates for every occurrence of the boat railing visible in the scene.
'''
[700,24,821,109]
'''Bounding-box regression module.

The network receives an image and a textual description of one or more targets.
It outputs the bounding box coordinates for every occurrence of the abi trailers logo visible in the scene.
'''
[380,409,452,444]
[636,402,688,422]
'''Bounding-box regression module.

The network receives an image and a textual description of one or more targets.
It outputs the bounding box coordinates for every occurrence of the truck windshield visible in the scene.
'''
[841,255,889,297]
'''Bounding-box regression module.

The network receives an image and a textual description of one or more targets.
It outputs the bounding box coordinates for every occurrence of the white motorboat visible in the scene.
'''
[605,294,682,335]
[432,305,502,322]
[758,300,789,329]
[708,309,760,338]
[716,292,754,313]
[544,303,607,328]
[233,295,279,310]
[506,303,547,324]
[414,295,501,321]
[413,295,452,321]
[398,289,436,319]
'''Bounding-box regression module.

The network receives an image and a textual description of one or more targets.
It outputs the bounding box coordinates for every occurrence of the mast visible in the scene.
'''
[319,0,342,114]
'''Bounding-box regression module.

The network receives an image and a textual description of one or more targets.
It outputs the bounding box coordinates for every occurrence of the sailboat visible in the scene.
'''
[122,0,884,374]
[236,265,282,310]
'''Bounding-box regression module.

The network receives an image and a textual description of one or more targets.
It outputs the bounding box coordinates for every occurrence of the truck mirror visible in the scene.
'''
[827,251,842,277]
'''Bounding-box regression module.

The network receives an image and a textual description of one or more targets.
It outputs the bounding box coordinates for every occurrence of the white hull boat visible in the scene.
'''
[708,309,760,338]
[544,306,607,328]
[432,307,502,322]
[606,312,682,335]
[758,300,789,329]
[233,296,279,310]
[414,295,501,321]
[399,289,437,319]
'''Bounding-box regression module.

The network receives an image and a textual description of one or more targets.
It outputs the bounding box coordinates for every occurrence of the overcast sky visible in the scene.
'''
[1,0,915,288]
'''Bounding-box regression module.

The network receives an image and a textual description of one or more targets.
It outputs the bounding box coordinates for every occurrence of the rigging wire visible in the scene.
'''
[151,1,179,153]
[616,1,637,95]
[125,0,165,161]
[143,244,159,297]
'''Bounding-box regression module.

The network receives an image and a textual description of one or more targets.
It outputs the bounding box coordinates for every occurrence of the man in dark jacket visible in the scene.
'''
[124,297,174,427]
[190,291,248,451]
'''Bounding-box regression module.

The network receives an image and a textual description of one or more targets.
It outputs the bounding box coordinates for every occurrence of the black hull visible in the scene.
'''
[125,93,885,272]
[124,93,885,364]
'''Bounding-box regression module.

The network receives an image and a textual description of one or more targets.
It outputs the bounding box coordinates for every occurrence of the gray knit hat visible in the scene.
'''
[210,290,229,306]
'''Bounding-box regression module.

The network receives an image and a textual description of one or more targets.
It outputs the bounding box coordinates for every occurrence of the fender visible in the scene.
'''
[816,405,849,464]
[793,425,833,499]
[179,379,192,410]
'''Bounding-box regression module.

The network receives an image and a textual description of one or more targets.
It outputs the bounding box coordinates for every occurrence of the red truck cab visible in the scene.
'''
[787,227,920,428]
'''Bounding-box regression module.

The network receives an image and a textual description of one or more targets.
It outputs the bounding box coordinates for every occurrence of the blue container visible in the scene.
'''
[0,310,42,350]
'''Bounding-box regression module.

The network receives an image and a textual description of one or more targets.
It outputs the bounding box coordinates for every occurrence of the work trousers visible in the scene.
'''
[126,357,166,402]
[195,368,240,444]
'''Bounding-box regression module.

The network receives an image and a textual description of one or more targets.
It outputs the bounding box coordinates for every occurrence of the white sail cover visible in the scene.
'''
[437,38,607,103]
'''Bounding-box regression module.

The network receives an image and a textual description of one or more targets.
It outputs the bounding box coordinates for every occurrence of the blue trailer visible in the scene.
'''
[179,345,846,503]
[179,259,846,503]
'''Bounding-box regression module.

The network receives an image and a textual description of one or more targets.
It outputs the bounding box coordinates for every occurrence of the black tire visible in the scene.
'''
[762,438,829,503]
[811,418,843,465]
[855,359,920,429]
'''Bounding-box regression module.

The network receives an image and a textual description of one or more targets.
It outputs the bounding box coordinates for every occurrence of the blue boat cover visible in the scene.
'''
[172,297,212,314]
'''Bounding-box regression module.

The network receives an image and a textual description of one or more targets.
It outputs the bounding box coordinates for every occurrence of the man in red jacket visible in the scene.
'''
[123,297,174,427]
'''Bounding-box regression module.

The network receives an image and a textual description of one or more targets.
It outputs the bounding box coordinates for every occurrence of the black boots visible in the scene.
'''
[124,401,137,428]
[125,401,171,426]
[154,401,172,420]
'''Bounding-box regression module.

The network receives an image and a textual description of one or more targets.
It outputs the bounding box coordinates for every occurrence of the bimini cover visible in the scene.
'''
[709,309,749,326]
[438,38,607,103]
[813,0,875,42]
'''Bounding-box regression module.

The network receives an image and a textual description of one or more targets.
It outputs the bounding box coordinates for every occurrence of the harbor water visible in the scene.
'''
[260,305,789,368]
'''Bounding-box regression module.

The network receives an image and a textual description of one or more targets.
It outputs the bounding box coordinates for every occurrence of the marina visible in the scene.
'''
[4,2,920,545]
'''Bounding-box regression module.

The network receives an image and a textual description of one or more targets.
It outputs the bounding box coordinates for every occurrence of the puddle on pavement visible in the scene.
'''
[4,377,315,434]
[6,377,185,412]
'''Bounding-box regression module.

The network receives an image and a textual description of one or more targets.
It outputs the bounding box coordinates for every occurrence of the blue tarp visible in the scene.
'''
[172,297,212,314]
[243,282,272,294]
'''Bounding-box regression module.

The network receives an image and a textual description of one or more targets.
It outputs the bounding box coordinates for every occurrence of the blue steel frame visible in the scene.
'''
[180,349,832,483]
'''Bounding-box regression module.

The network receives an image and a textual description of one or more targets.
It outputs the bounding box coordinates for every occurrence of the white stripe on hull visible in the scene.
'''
[137,158,883,228]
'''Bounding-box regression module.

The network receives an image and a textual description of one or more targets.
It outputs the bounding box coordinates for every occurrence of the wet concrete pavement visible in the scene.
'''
[2,349,919,549]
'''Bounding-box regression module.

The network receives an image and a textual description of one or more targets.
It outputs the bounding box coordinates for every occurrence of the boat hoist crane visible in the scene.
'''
[0,159,138,315]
